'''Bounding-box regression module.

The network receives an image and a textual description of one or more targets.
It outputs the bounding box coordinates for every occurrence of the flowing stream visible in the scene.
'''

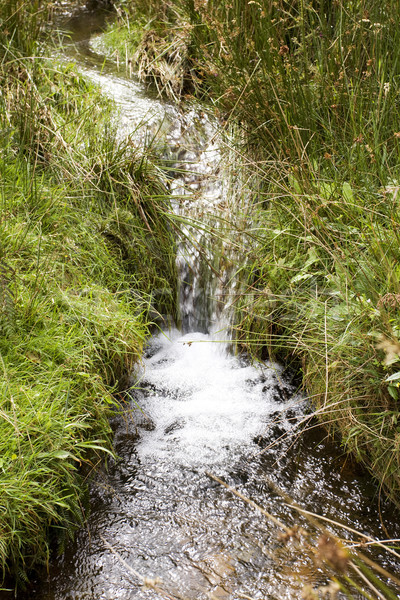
[19,6,400,599]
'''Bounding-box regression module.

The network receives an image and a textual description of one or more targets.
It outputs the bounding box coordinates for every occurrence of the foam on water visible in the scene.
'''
[135,331,290,467]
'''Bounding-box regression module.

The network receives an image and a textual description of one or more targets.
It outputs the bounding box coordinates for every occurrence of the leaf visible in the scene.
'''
[76,440,114,457]
[51,450,73,460]
[290,272,314,284]
[385,371,400,382]
[342,181,354,202]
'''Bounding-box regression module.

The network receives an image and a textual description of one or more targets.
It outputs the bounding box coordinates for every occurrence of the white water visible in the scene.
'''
[136,330,291,468]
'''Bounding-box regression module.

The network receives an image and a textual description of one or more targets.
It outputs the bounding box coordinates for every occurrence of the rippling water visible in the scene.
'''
[26,328,400,600]
[15,6,400,599]
[23,322,400,599]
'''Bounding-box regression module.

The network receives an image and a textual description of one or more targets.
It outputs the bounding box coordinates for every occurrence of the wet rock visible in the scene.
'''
[164,419,185,435]
[85,0,114,10]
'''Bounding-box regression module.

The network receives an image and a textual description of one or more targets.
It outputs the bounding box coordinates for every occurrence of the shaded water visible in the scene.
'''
[17,6,400,599]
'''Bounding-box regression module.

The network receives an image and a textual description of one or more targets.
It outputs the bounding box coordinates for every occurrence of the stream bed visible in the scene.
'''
[18,6,400,599]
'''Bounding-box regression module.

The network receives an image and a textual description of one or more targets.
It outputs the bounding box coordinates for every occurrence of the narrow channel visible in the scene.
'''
[22,6,400,599]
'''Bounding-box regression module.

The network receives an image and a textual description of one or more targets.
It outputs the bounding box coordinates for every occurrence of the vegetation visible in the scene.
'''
[106,0,400,513]
[3,0,400,593]
[0,0,177,586]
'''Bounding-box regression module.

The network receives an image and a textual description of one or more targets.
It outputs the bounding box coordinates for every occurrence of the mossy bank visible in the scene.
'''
[0,0,177,586]
[105,0,400,509]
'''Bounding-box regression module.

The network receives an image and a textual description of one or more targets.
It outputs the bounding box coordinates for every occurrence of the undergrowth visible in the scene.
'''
[108,0,400,515]
[0,0,177,587]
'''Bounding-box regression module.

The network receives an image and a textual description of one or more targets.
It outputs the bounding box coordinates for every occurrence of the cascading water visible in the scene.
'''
[18,7,400,600]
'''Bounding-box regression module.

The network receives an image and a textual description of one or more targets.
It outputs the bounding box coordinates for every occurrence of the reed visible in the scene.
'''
[107,0,400,513]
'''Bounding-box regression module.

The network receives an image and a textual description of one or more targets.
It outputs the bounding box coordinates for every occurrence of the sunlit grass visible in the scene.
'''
[0,0,178,585]
[111,0,400,514]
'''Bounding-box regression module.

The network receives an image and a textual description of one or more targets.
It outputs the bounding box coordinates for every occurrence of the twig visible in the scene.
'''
[205,472,291,533]
[283,504,400,563]
[349,562,387,600]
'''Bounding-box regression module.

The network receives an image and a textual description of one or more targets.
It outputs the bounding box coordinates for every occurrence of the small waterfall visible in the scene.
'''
[75,55,242,339]
[171,111,230,336]
[167,109,249,340]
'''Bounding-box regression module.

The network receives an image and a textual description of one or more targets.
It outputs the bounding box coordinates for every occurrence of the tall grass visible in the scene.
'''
[0,0,48,55]
[183,0,400,510]
[109,0,400,512]
[0,0,177,586]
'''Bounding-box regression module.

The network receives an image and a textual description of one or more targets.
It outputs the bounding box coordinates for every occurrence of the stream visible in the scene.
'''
[18,5,400,599]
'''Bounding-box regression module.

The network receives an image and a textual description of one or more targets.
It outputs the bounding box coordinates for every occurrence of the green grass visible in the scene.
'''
[107,0,400,512]
[3,0,400,592]
[98,1,194,100]
[0,0,178,586]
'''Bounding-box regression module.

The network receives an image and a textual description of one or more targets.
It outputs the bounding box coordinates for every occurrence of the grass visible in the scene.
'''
[98,1,194,100]
[0,0,177,587]
[2,0,400,593]
[106,0,400,516]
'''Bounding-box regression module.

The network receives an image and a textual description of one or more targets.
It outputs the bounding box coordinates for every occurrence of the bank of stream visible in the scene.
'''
[12,6,400,599]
